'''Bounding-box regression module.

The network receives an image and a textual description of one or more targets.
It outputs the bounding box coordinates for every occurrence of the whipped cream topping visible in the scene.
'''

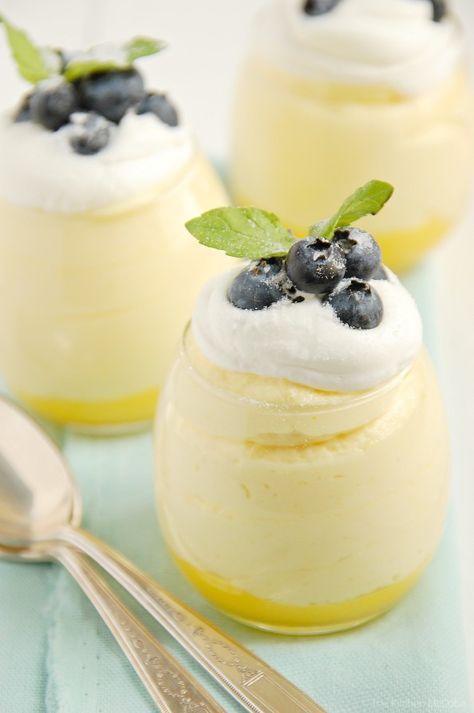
[192,267,423,393]
[0,111,193,213]
[254,0,464,94]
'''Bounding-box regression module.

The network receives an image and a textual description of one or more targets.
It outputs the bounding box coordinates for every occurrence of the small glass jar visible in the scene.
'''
[155,327,449,634]
[231,17,474,272]
[0,151,229,432]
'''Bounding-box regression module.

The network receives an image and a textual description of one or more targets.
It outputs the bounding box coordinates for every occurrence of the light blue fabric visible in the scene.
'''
[0,265,471,713]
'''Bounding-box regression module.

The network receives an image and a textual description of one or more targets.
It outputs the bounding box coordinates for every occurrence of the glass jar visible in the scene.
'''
[0,151,229,432]
[231,54,474,272]
[155,327,449,634]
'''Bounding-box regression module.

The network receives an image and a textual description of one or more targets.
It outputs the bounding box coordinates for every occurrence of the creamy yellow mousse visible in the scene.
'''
[231,0,474,271]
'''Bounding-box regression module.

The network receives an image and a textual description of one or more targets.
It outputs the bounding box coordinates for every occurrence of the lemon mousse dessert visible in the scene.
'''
[231,0,474,271]
[155,181,450,634]
[0,18,229,430]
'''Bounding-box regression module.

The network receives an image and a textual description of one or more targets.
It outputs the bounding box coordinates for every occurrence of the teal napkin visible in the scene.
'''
[0,265,471,712]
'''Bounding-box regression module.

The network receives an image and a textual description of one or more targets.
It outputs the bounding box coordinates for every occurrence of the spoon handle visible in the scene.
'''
[61,528,327,713]
[53,546,226,713]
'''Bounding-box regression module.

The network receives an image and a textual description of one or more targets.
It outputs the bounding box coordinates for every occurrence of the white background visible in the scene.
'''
[1,0,473,701]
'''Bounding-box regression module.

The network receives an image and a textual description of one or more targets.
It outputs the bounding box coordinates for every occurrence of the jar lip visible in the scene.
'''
[180,321,411,416]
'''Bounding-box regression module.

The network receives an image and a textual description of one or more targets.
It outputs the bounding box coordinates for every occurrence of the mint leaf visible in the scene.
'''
[312,180,394,240]
[1,16,167,83]
[125,36,166,63]
[0,15,53,83]
[63,37,166,81]
[185,207,294,259]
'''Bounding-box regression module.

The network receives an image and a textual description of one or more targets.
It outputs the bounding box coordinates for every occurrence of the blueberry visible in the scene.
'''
[136,92,179,127]
[68,113,112,156]
[14,94,32,123]
[285,237,346,295]
[324,278,383,330]
[75,68,145,124]
[303,0,341,16]
[333,227,381,280]
[372,264,388,281]
[227,258,287,310]
[431,0,446,22]
[30,81,79,131]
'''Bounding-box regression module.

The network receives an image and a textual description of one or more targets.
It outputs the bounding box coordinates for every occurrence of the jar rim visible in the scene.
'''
[179,321,412,418]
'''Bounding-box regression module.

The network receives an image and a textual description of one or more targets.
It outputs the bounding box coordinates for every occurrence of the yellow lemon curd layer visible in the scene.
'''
[231,61,474,272]
[0,153,230,429]
[17,387,158,428]
[174,554,425,634]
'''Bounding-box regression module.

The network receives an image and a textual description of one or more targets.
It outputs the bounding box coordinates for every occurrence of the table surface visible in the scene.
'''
[0,0,473,703]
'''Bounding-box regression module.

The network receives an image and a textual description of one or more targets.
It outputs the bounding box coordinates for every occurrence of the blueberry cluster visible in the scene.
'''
[14,68,179,155]
[227,227,387,330]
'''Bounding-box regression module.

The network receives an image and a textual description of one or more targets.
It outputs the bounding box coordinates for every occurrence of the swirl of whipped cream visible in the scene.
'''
[192,267,423,393]
[0,110,193,213]
[254,0,464,94]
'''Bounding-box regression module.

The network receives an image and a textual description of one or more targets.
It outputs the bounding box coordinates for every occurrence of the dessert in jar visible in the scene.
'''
[155,181,450,634]
[0,17,229,430]
[231,0,474,271]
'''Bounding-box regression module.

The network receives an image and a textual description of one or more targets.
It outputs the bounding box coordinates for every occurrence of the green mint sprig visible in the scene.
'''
[185,207,294,259]
[64,37,166,82]
[311,180,394,240]
[0,15,53,83]
[0,14,166,84]
[185,180,394,261]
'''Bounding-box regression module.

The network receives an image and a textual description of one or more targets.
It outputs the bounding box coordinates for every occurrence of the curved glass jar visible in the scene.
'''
[0,151,229,432]
[155,328,450,634]
[231,54,474,272]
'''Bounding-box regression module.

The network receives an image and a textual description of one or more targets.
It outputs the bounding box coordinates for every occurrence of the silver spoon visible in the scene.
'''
[0,395,327,713]
[0,396,226,712]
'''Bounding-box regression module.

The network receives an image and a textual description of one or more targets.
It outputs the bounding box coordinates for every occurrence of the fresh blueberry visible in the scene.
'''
[136,92,179,127]
[285,237,346,295]
[372,264,388,281]
[14,94,32,123]
[68,113,112,155]
[303,0,341,16]
[30,81,79,131]
[324,278,383,330]
[75,68,145,124]
[333,227,381,280]
[431,0,446,22]
[227,258,287,310]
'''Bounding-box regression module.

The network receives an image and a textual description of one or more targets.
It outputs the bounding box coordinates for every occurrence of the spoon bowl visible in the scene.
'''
[0,396,81,552]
